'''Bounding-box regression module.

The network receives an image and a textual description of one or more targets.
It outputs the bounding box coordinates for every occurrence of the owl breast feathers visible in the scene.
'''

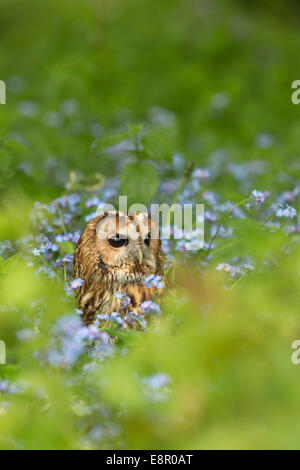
[72,211,163,325]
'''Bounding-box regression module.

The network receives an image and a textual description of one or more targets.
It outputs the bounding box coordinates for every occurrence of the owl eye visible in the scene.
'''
[108,235,128,248]
[144,233,151,247]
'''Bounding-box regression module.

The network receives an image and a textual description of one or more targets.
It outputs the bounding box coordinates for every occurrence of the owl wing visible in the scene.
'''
[72,213,108,279]
[72,214,109,324]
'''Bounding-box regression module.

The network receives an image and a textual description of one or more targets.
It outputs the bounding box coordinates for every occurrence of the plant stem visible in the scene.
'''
[171,161,194,206]
[54,202,68,234]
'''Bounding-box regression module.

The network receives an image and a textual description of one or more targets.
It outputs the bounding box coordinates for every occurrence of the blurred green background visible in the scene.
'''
[0,0,300,450]
[1,0,300,196]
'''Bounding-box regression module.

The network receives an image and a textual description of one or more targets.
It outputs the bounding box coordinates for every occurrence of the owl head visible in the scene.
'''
[95,211,160,272]
[74,211,162,286]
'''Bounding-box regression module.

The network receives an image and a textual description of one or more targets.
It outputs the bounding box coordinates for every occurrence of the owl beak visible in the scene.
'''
[137,249,143,265]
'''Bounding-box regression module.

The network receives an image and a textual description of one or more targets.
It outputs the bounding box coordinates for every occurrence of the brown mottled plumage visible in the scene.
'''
[72,211,163,325]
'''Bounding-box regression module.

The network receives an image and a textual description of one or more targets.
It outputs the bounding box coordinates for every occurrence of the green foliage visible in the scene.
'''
[0,0,300,451]
[143,126,178,162]
[0,254,20,277]
[120,162,159,207]
[93,125,143,154]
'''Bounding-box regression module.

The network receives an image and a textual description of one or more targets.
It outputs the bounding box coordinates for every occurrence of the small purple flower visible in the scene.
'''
[144,275,164,289]
[160,181,176,193]
[193,168,210,179]
[16,328,37,342]
[251,189,268,204]
[216,263,231,273]
[202,191,218,205]
[102,188,116,200]
[114,292,124,300]
[204,211,217,222]
[121,295,131,308]
[110,312,123,325]
[86,324,102,341]
[281,190,295,202]
[72,231,81,243]
[40,238,59,253]
[275,204,297,218]
[216,263,242,278]
[173,226,184,239]
[55,234,68,243]
[70,278,84,289]
[49,313,113,367]
[54,194,81,209]
[55,233,72,243]
[0,379,20,395]
[243,263,255,271]
[95,313,109,324]
[54,314,82,336]
[144,274,155,287]
[56,254,73,266]
[141,301,161,314]
[143,373,170,389]
[175,239,187,252]
[66,278,84,295]
[184,239,204,251]
[85,196,101,208]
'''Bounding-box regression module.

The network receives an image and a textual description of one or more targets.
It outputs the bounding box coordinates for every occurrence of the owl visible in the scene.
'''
[72,211,163,325]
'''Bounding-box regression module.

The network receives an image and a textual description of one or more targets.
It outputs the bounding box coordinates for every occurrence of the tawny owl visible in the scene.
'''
[72,211,163,325]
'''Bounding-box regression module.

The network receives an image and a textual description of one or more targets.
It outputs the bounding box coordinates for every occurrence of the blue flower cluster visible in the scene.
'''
[48,314,112,367]
[3,139,299,381]
[144,274,164,289]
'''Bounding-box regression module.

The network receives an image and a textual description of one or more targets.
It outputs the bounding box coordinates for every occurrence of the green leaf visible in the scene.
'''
[92,124,143,153]
[120,162,159,207]
[142,126,178,162]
